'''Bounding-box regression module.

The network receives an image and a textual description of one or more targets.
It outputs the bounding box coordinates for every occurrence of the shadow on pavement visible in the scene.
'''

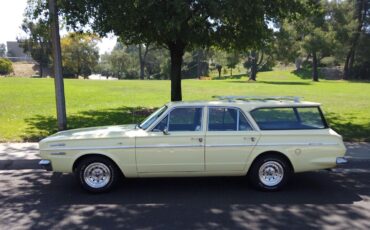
[1,166,370,229]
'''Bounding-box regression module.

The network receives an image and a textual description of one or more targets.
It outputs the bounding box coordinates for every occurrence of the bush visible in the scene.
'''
[320,56,340,67]
[0,58,13,75]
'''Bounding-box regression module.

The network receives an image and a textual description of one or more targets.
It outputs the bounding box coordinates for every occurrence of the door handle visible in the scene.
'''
[244,137,256,142]
[191,137,203,142]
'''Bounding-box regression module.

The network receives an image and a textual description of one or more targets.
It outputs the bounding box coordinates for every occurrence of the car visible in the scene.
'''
[39,96,347,193]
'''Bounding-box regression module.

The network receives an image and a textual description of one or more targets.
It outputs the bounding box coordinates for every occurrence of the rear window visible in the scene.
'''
[250,107,327,130]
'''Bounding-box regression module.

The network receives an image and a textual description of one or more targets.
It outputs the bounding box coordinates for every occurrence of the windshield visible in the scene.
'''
[139,105,168,130]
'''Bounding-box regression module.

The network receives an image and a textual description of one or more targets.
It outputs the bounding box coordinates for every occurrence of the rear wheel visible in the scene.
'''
[249,155,291,191]
[76,156,119,193]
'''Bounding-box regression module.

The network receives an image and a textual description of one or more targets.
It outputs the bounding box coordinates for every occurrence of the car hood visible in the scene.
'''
[40,124,138,143]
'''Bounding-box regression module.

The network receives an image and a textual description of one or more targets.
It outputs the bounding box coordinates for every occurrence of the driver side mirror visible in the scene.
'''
[163,128,169,135]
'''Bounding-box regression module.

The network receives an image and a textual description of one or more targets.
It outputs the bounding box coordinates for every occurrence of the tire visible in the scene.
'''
[248,155,291,191]
[76,156,119,193]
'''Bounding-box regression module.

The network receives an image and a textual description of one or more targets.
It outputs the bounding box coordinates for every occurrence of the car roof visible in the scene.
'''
[165,100,321,111]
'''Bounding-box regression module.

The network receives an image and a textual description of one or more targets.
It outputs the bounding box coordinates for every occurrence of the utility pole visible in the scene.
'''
[49,0,67,130]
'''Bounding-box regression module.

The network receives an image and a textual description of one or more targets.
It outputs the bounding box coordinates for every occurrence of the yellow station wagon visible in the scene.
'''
[39,96,347,193]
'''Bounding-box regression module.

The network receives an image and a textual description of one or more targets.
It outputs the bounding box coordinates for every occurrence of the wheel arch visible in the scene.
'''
[247,151,295,175]
[72,153,125,177]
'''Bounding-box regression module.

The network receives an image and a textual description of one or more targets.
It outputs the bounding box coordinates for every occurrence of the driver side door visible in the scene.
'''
[135,107,205,173]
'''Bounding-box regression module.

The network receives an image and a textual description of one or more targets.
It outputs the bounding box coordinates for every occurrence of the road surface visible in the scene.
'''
[0,143,369,230]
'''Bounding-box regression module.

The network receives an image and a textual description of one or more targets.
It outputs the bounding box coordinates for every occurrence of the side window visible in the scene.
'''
[239,112,253,131]
[153,108,203,132]
[208,107,252,131]
[153,115,168,132]
[297,107,326,129]
[250,107,326,130]
[169,107,203,131]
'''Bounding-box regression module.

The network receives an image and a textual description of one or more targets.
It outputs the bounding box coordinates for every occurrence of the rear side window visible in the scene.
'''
[250,107,327,130]
[208,107,252,131]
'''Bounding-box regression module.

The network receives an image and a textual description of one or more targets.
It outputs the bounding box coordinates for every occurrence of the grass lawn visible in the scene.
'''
[0,69,369,142]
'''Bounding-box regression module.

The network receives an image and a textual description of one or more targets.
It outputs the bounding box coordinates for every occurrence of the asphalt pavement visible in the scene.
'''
[0,142,369,230]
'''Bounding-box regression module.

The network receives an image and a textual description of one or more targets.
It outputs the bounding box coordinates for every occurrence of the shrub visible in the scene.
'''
[0,58,13,75]
[320,56,340,67]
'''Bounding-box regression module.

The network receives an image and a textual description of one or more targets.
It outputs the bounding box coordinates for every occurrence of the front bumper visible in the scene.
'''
[39,159,53,171]
[336,157,348,165]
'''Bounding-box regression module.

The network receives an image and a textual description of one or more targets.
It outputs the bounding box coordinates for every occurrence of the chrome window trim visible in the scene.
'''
[206,106,255,132]
[148,105,205,132]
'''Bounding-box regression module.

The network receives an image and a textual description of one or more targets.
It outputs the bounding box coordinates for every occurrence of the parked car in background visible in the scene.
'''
[39,96,347,193]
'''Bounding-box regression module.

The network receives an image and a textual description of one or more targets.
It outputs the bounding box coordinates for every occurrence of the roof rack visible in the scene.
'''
[213,95,301,103]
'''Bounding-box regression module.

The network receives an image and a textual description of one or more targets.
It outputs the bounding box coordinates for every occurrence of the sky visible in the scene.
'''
[0,0,116,54]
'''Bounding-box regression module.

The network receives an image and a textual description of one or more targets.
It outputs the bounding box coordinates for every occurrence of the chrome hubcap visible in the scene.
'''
[258,161,284,187]
[83,162,111,188]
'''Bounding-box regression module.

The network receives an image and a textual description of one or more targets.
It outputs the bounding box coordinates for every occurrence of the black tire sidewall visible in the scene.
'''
[77,157,118,193]
[249,156,291,191]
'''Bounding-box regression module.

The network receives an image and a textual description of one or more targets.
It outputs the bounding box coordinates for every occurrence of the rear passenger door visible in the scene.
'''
[205,107,260,171]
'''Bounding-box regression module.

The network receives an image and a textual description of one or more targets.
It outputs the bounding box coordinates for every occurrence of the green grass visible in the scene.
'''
[0,69,369,142]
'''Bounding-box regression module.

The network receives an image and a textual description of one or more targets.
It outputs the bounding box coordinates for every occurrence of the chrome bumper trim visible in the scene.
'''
[39,159,52,171]
[336,157,348,165]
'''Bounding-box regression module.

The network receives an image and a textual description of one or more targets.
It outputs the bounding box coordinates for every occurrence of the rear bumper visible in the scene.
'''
[336,157,348,165]
[39,159,53,171]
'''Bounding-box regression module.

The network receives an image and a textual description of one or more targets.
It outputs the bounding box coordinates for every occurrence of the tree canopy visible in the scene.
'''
[59,0,313,101]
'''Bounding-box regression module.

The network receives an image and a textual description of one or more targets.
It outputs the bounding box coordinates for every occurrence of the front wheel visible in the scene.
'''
[249,155,291,191]
[76,156,119,193]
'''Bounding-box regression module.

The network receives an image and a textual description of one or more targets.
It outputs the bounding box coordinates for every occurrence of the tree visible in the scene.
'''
[60,33,100,78]
[243,50,272,81]
[274,22,303,70]
[19,21,52,77]
[59,0,311,101]
[226,52,240,77]
[343,0,370,78]
[0,44,6,57]
[277,1,337,81]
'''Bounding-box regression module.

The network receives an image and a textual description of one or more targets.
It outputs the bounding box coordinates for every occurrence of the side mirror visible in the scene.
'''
[163,128,169,135]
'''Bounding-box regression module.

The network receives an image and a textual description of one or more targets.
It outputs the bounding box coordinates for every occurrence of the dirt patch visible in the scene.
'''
[12,62,38,77]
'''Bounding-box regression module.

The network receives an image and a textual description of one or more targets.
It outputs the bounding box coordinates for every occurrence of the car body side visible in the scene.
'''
[39,101,346,177]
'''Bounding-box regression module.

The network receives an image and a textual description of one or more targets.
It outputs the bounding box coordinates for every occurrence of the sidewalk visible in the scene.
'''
[0,142,369,160]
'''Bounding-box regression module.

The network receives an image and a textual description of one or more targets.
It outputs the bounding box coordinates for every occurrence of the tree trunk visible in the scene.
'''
[168,41,185,101]
[249,51,257,81]
[230,68,233,77]
[138,44,144,80]
[217,67,221,79]
[312,51,319,82]
[49,0,67,130]
[139,44,149,80]
[295,58,302,71]
[196,50,202,79]
[39,65,43,77]
[344,49,355,79]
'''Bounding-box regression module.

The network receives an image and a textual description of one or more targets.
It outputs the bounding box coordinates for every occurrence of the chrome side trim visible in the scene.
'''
[136,144,203,148]
[206,144,255,147]
[49,143,66,147]
[256,143,339,147]
[43,145,135,151]
[43,143,204,151]
[50,152,66,155]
